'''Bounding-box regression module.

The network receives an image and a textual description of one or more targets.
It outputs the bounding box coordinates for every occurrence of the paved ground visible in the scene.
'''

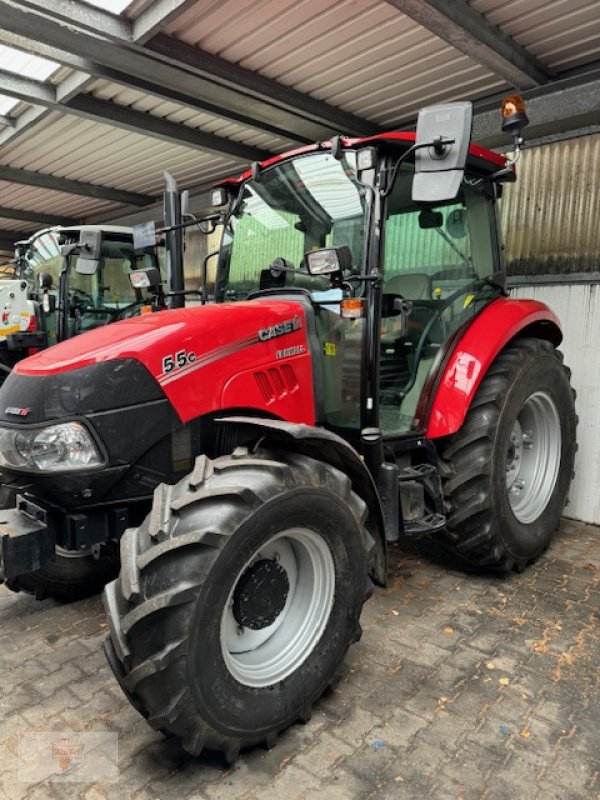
[0,517,599,800]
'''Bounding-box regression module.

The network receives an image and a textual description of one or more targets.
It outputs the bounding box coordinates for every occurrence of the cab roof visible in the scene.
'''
[217,131,510,188]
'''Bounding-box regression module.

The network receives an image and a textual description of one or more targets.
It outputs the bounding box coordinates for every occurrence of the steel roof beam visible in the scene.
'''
[0,205,78,226]
[0,229,37,248]
[0,165,154,206]
[65,95,268,161]
[0,68,267,161]
[0,0,197,149]
[473,76,600,147]
[0,105,53,148]
[15,0,131,40]
[133,0,200,44]
[384,0,553,89]
[146,34,379,136]
[0,33,310,143]
[16,0,199,44]
[0,0,376,141]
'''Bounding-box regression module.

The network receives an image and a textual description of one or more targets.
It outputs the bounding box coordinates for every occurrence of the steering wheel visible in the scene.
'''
[397,279,490,398]
[69,286,94,308]
[108,301,147,322]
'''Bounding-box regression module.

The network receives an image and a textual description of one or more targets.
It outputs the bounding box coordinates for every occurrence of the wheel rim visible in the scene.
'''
[220,528,335,688]
[505,391,562,524]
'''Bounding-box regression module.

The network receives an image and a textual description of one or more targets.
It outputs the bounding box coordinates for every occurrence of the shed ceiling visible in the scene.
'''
[0,0,598,252]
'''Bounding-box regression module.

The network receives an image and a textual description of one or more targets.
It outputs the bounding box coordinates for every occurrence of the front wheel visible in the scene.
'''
[103,449,372,760]
[7,546,119,601]
[437,337,577,573]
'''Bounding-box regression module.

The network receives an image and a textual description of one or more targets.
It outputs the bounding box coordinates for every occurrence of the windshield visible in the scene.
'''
[216,152,368,300]
[25,230,160,343]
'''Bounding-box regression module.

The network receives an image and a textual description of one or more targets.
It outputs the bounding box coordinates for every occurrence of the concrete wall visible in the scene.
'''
[511,283,600,524]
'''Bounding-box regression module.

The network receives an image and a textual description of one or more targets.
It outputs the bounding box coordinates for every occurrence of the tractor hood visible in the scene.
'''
[3,299,311,425]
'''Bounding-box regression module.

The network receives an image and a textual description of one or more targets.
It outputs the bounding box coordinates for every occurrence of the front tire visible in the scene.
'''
[0,480,119,601]
[103,448,371,760]
[8,547,119,601]
[437,337,576,573]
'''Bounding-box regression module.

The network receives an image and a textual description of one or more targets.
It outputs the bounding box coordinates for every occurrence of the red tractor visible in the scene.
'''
[0,97,576,760]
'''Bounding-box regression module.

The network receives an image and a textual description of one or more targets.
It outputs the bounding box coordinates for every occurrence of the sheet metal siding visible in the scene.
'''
[499,134,600,276]
[511,283,600,525]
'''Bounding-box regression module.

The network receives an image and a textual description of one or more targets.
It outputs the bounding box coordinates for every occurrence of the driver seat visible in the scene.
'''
[384,272,431,301]
[380,272,434,395]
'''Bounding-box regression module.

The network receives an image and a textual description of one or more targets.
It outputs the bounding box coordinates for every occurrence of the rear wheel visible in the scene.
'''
[437,337,576,573]
[103,448,371,760]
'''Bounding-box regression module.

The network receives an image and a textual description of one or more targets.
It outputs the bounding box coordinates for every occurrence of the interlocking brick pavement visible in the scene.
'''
[0,517,598,799]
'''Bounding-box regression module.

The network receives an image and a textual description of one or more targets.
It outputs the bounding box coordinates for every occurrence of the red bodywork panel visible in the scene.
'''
[15,301,316,425]
[425,298,562,439]
[217,132,510,188]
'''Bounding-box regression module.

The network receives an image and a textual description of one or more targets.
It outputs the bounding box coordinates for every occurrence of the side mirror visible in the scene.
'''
[181,189,190,218]
[356,146,377,186]
[75,257,99,275]
[210,187,228,207]
[43,294,57,314]
[132,220,156,250]
[79,229,102,259]
[75,229,102,275]
[129,267,161,290]
[412,101,473,204]
[38,271,53,290]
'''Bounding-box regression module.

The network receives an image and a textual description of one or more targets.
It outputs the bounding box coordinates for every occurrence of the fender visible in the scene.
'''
[426,297,562,439]
[217,416,387,586]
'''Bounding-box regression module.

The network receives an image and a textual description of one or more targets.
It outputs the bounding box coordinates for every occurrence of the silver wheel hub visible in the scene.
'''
[505,391,562,524]
[220,528,335,688]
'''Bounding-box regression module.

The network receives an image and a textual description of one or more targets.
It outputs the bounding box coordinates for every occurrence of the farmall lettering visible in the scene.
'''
[258,315,302,342]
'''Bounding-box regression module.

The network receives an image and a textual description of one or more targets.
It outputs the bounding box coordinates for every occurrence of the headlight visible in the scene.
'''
[0,422,104,472]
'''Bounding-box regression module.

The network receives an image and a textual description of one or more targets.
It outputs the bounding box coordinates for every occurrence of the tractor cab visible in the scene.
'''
[15,225,164,347]
[213,103,509,441]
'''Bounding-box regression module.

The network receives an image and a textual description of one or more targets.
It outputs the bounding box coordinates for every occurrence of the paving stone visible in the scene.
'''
[1,517,598,799]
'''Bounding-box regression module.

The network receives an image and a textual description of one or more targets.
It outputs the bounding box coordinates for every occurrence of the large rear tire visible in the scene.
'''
[437,337,576,573]
[103,448,372,760]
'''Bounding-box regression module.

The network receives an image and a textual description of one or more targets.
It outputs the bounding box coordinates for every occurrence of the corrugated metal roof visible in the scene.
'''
[86,79,297,151]
[163,0,508,126]
[0,112,245,194]
[471,0,600,71]
[0,0,596,244]
[0,180,116,218]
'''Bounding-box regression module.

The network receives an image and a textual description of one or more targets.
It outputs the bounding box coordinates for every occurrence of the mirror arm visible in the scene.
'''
[159,213,223,234]
[381,138,455,197]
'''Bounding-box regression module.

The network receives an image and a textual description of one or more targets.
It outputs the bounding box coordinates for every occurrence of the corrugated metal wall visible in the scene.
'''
[499,133,600,275]
[506,132,600,525]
